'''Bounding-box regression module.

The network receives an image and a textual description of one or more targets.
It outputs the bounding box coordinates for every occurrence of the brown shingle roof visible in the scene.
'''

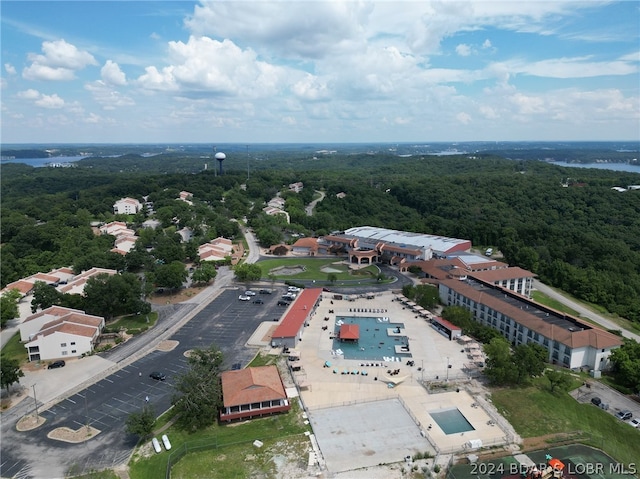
[292,237,318,249]
[221,365,287,407]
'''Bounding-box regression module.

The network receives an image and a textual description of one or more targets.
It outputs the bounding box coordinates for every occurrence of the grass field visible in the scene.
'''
[106,311,159,335]
[531,291,580,317]
[256,257,387,284]
[1,332,28,363]
[490,377,640,465]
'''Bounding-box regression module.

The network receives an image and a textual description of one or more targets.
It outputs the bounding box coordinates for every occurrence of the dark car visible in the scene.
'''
[590,397,602,406]
[277,300,290,306]
[149,371,166,381]
[259,289,272,294]
[253,298,264,304]
[47,360,66,369]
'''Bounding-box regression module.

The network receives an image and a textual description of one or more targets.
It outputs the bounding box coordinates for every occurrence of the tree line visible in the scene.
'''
[2,151,639,325]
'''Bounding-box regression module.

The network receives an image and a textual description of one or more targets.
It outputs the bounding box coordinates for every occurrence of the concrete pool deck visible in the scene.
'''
[250,289,519,463]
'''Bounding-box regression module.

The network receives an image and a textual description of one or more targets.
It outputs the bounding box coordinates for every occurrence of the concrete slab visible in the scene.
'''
[309,398,434,473]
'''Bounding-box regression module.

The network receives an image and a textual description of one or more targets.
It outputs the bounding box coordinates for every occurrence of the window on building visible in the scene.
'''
[60,343,67,347]
[71,350,77,354]
[70,342,76,345]
[61,351,68,356]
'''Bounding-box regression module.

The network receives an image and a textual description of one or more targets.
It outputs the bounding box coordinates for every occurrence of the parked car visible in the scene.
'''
[628,418,640,428]
[149,371,166,381]
[259,289,272,294]
[253,298,264,304]
[244,290,256,296]
[590,397,602,406]
[47,360,66,369]
[615,410,633,421]
[238,295,250,301]
[277,300,290,306]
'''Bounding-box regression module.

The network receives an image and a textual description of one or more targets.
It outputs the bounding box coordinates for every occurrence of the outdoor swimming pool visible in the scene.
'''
[332,316,412,361]
[429,408,475,435]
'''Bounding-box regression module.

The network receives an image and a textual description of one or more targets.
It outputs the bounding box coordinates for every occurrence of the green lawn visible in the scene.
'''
[0,332,28,363]
[531,291,580,317]
[490,377,640,465]
[257,257,387,284]
[106,312,158,335]
[128,401,310,479]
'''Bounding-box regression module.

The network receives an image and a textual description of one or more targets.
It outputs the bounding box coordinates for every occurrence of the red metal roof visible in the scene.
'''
[432,316,462,332]
[272,288,323,339]
[339,324,360,340]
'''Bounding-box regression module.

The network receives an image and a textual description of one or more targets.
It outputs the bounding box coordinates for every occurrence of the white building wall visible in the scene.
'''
[437,283,609,372]
[20,314,58,342]
[27,331,94,361]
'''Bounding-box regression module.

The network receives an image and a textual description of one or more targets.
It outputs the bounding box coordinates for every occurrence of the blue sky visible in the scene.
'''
[1,1,639,143]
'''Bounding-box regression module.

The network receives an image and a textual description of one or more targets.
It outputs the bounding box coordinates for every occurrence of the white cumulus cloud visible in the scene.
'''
[101,60,127,86]
[23,39,97,81]
[137,36,289,99]
[35,93,65,109]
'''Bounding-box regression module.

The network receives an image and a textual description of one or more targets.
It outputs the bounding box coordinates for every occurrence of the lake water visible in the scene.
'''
[1,156,87,167]
[550,161,640,173]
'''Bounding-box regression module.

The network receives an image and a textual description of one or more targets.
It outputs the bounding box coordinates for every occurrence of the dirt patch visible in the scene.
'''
[156,340,179,352]
[148,287,204,305]
[16,414,46,431]
[48,425,101,443]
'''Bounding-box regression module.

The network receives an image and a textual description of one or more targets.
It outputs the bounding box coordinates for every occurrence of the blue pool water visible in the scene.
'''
[331,316,412,361]
[430,408,475,434]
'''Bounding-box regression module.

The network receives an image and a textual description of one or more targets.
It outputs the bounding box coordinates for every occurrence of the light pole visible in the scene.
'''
[446,357,450,382]
[32,384,39,419]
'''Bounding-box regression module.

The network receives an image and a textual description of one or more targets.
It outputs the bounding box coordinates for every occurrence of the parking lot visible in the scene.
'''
[0,284,292,479]
[571,380,640,427]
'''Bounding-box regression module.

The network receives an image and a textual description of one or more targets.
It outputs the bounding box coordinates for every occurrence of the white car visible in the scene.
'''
[244,290,256,296]
[628,418,640,428]
[287,286,301,293]
[238,295,250,301]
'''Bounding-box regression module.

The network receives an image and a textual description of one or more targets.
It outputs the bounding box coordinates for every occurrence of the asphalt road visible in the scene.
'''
[533,279,640,342]
[0,279,291,479]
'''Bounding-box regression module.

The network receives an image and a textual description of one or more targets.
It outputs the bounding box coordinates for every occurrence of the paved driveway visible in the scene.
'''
[0,285,289,479]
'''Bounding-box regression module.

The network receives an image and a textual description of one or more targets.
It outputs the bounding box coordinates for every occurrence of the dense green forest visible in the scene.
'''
[1,151,639,323]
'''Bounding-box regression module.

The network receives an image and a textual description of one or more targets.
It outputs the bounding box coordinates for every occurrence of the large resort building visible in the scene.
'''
[438,276,621,372]
[321,226,471,266]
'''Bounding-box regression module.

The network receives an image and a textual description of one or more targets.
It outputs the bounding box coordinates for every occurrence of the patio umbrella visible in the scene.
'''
[549,459,565,471]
